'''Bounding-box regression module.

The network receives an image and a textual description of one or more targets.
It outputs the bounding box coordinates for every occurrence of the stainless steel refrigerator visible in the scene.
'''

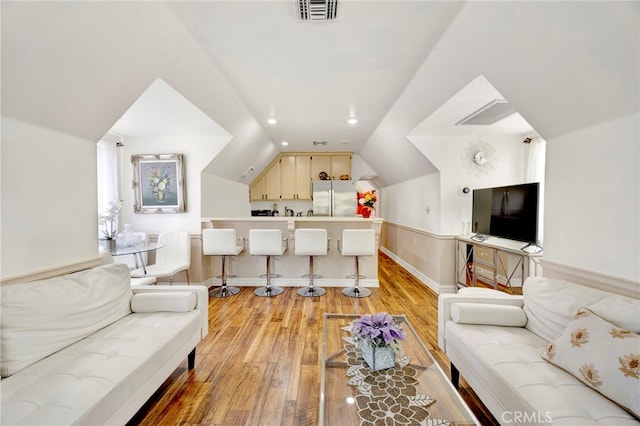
[312,180,357,216]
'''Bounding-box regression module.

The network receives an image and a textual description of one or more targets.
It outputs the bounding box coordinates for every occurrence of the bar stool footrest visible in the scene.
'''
[345,274,366,279]
[259,273,280,279]
[302,274,322,279]
[216,274,238,279]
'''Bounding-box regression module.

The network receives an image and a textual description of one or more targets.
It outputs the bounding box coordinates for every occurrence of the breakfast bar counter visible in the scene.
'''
[201,217,383,289]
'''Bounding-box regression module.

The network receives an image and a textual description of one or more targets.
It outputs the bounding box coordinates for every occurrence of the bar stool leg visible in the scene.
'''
[297,256,326,297]
[342,256,372,298]
[254,255,284,297]
[210,255,241,298]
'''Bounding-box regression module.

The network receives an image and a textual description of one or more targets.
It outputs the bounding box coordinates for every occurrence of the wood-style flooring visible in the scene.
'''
[127,252,498,425]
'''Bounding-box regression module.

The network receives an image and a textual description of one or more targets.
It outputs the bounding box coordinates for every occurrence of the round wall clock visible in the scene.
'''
[462,140,497,176]
[473,151,488,165]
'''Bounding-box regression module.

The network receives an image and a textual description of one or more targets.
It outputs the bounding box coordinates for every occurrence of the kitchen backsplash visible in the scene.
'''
[250,200,313,216]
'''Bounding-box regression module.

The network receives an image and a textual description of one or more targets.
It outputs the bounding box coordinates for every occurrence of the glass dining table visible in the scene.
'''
[105,242,163,275]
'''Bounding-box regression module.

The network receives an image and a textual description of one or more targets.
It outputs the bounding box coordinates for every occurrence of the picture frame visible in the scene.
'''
[132,153,186,213]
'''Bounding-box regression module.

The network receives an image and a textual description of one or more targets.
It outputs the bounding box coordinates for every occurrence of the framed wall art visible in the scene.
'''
[132,153,186,213]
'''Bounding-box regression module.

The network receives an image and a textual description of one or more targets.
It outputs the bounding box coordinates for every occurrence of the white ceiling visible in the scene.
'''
[113,79,231,139]
[411,75,535,137]
[6,1,632,187]
[110,1,531,151]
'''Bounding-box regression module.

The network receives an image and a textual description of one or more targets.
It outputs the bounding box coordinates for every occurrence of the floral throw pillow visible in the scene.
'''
[541,308,640,418]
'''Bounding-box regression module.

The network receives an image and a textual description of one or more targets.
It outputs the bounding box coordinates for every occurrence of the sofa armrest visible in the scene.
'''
[132,285,208,338]
[437,293,523,352]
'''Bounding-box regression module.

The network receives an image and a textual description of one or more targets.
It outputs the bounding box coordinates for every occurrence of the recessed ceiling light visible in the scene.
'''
[347,118,358,125]
[281,141,289,146]
[268,118,278,125]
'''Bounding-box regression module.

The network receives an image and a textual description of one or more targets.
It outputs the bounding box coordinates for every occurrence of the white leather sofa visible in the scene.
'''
[438,277,640,425]
[1,263,208,425]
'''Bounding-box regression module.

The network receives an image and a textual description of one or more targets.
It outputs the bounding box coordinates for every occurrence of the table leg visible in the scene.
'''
[136,253,148,275]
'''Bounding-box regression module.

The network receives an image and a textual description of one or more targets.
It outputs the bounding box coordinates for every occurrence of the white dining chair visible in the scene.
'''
[131,231,191,284]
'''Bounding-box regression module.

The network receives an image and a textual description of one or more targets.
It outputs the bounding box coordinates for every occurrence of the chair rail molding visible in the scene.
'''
[542,259,640,299]
[1,257,103,286]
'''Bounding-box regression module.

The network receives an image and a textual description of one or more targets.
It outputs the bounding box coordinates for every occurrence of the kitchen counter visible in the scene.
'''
[200,216,383,290]
[203,216,383,222]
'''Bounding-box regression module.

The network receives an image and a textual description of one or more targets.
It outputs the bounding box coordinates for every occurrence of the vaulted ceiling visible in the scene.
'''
[164,1,465,153]
[3,1,637,187]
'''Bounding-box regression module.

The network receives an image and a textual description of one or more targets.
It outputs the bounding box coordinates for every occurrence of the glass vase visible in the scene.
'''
[359,341,395,371]
[103,238,116,251]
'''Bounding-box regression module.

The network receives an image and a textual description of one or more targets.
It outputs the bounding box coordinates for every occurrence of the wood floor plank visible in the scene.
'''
[127,251,498,426]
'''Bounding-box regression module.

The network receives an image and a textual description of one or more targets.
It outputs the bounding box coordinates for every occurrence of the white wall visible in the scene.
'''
[1,117,98,279]
[380,174,440,233]
[351,154,378,181]
[410,134,527,235]
[118,136,228,234]
[374,2,638,283]
[1,2,282,280]
[545,113,639,281]
[201,174,251,217]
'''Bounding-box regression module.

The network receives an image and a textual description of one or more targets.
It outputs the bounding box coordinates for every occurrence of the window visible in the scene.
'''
[97,139,120,234]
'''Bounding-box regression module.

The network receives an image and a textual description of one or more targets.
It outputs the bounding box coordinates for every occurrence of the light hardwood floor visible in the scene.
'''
[127,252,498,425]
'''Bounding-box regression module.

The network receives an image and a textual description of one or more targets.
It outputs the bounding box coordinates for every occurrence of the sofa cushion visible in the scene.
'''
[0,310,202,425]
[451,303,527,327]
[522,277,634,342]
[131,292,196,313]
[542,308,640,418]
[1,264,132,377]
[586,297,640,334]
[445,321,639,424]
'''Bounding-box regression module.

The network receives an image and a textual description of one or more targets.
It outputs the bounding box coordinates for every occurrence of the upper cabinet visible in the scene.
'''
[310,154,352,181]
[310,155,331,181]
[280,154,312,200]
[329,154,351,180]
[249,160,281,201]
[249,175,265,201]
[250,152,351,201]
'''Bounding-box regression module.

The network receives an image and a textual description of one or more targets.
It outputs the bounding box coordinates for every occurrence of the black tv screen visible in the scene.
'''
[472,182,539,244]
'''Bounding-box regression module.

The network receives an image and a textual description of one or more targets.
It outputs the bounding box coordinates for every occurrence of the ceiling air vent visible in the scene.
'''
[456,99,517,126]
[297,0,338,21]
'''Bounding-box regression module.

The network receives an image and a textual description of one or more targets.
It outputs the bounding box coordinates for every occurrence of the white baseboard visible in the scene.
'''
[380,247,454,294]
[203,277,379,288]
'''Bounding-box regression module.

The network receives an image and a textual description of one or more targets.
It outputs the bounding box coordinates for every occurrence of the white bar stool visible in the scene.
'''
[249,229,287,297]
[202,229,244,298]
[294,228,328,297]
[339,229,376,298]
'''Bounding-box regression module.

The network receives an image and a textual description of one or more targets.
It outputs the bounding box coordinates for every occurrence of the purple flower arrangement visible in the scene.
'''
[351,312,406,348]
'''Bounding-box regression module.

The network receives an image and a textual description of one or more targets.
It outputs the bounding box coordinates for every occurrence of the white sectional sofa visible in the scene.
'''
[438,277,640,425]
[1,263,208,425]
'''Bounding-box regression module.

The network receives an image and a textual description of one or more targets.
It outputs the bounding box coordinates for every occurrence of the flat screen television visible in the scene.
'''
[472,182,539,244]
